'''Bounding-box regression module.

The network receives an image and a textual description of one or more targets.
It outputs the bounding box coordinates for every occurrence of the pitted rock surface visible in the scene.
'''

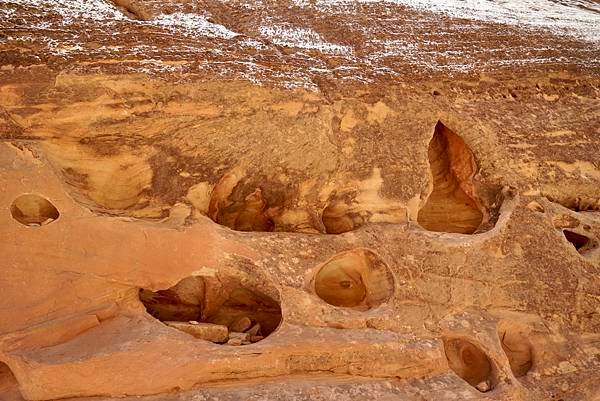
[0,1,599,400]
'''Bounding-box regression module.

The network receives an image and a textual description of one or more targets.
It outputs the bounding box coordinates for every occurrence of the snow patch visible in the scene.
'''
[259,24,353,54]
[153,13,239,39]
[1,0,240,39]
[310,0,600,42]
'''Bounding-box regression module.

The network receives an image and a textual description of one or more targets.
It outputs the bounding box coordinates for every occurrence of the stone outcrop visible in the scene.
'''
[0,1,599,400]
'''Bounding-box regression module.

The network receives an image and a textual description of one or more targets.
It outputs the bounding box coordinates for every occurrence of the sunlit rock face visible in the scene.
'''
[0,1,599,401]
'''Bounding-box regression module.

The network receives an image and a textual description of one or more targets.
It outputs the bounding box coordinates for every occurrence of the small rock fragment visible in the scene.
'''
[164,321,228,343]
[475,380,491,393]
[557,361,577,374]
[250,335,264,343]
[229,331,249,341]
[227,337,243,346]
[526,201,544,213]
[246,323,261,336]
[553,214,579,229]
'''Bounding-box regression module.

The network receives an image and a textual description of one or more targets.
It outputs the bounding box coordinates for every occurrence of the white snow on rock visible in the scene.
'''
[395,0,600,43]
[1,0,126,22]
[259,24,353,54]
[4,0,598,42]
[310,0,600,42]
[153,13,239,39]
[1,0,597,84]
[1,0,240,39]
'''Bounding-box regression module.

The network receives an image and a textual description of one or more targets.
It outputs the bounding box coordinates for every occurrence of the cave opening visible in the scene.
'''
[563,229,590,251]
[209,176,275,232]
[563,229,598,255]
[443,338,494,392]
[314,249,394,310]
[10,194,59,227]
[321,201,364,234]
[417,121,483,234]
[498,322,533,378]
[140,275,282,346]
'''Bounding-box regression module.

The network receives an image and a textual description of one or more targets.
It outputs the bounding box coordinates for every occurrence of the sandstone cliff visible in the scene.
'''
[1,1,599,400]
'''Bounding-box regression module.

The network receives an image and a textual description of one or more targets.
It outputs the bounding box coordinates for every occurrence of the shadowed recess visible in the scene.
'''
[0,362,23,401]
[321,200,366,234]
[497,322,533,378]
[418,121,483,234]
[563,229,598,255]
[140,275,282,346]
[208,172,275,232]
[314,249,394,310]
[443,338,494,392]
[212,188,274,232]
[10,194,59,227]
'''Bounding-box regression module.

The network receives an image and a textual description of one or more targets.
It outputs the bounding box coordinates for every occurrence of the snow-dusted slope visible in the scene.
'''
[301,0,600,42]
[0,0,598,87]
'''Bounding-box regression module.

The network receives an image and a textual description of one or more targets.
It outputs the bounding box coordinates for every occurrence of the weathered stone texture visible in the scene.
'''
[0,1,599,400]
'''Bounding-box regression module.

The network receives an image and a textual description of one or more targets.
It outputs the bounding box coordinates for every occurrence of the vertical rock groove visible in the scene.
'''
[418,121,483,234]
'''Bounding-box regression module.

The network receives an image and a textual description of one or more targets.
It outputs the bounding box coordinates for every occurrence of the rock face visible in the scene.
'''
[0,1,599,400]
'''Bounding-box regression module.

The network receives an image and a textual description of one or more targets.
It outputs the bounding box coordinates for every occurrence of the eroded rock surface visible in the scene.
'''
[0,1,599,400]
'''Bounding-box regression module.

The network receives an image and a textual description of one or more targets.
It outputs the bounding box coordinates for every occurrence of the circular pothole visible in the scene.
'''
[498,322,533,378]
[140,274,282,346]
[10,194,59,227]
[443,338,494,392]
[314,249,394,309]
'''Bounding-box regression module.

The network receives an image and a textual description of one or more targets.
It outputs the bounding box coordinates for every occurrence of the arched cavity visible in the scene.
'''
[321,201,364,234]
[418,121,483,234]
[443,338,494,392]
[10,194,59,227]
[208,173,275,232]
[314,249,394,310]
[563,229,598,256]
[497,322,533,378]
[0,362,23,401]
[210,187,274,232]
[140,275,281,346]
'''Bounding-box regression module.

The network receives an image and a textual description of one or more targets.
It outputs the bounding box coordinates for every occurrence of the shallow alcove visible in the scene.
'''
[443,338,494,392]
[497,322,533,378]
[0,362,23,401]
[210,187,274,232]
[563,229,598,255]
[208,172,276,232]
[321,201,364,234]
[140,275,282,346]
[10,194,59,227]
[417,121,483,234]
[313,249,394,310]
